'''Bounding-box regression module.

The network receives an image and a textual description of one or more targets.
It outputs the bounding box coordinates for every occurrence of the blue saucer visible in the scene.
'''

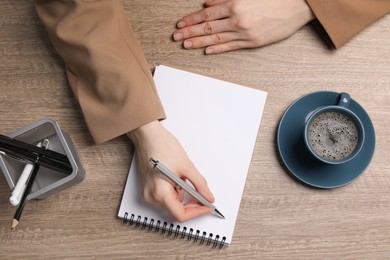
[277,91,375,189]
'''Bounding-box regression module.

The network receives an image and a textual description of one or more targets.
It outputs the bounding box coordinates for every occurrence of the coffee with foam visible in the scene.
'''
[308,111,359,161]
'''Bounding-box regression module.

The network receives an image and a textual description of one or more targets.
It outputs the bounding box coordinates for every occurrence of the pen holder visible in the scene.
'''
[0,118,85,200]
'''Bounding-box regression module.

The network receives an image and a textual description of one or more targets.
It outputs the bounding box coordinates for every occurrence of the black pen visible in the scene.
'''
[0,134,72,174]
[0,134,69,162]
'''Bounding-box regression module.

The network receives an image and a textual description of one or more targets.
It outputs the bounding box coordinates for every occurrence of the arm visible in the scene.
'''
[35,0,165,144]
[35,0,214,222]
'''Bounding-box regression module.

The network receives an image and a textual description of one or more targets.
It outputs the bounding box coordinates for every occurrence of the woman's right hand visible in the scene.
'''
[127,120,215,222]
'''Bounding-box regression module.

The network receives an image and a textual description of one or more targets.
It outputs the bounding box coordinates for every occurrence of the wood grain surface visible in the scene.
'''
[1,1,389,259]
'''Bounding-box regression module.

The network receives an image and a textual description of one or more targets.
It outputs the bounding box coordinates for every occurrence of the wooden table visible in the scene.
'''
[1,1,389,259]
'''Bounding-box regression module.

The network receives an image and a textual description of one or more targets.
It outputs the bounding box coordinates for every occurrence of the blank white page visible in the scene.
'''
[118,65,267,245]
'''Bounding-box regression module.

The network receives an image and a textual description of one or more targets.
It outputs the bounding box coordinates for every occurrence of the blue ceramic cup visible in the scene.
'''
[304,93,365,165]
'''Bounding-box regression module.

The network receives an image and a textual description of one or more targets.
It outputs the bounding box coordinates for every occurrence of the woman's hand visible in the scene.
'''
[127,120,215,222]
[173,0,315,54]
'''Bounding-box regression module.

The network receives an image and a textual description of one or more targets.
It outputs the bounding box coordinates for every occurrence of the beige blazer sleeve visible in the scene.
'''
[306,0,390,48]
[35,0,166,144]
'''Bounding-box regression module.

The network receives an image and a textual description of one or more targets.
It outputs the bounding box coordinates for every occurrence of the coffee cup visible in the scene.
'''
[304,93,365,164]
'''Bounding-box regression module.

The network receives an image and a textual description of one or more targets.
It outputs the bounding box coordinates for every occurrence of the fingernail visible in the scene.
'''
[205,47,214,54]
[184,41,192,49]
[173,32,183,41]
[177,21,186,28]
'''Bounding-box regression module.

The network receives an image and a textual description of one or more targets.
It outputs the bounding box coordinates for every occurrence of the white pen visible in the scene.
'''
[149,157,225,219]
[9,139,49,206]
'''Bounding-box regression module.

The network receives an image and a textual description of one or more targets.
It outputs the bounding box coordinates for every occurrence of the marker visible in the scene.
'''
[9,141,44,206]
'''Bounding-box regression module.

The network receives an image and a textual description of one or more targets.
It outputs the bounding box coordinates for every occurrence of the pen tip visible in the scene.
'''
[215,208,225,219]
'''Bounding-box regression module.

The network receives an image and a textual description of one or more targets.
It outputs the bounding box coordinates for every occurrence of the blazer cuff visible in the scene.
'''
[306,0,390,48]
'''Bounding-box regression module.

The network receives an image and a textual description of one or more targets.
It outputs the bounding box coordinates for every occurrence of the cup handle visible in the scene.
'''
[337,92,351,108]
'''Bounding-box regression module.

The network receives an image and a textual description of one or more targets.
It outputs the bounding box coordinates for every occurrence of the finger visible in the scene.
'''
[204,0,229,7]
[180,162,215,203]
[181,32,241,49]
[174,19,234,42]
[183,201,210,208]
[177,5,230,28]
[205,40,253,54]
[164,197,212,222]
[175,184,185,202]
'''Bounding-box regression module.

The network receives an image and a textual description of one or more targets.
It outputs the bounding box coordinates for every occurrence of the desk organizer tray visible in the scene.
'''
[0,118,84,200]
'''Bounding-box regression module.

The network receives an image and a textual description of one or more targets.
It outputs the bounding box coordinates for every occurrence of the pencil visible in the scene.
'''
[11,139,49,229]
[11,163,40,229]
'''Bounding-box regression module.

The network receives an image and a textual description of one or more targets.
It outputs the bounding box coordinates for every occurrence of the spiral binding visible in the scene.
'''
[123,212,226,248]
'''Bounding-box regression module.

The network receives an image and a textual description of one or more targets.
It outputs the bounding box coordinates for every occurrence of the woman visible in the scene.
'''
[35,0,390,222]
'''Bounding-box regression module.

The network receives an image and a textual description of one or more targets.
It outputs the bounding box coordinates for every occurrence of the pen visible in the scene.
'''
[9,141,44,206]
[149,158,225,219]
[0,134,72,174]
[0,134,69,163]
[11,139,49,229]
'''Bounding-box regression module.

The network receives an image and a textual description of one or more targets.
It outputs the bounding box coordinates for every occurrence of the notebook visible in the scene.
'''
[118,65,267,247]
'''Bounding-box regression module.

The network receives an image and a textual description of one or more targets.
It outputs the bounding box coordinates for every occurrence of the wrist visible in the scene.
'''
[127,120,161,146]
[300,0,316,23]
